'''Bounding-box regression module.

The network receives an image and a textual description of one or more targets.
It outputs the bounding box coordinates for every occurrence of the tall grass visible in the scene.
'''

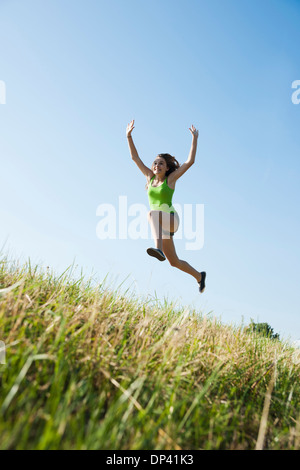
[0,254,300,450]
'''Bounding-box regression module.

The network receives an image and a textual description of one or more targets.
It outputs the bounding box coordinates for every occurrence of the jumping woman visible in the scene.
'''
[126,120,206,293]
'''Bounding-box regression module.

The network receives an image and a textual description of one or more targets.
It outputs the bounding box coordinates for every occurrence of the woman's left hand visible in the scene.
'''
[189,124,199,138]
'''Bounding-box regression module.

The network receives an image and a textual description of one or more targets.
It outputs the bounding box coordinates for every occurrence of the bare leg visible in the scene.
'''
[148,210,163,251]
[148,210,180,247]
[162,237,202,283]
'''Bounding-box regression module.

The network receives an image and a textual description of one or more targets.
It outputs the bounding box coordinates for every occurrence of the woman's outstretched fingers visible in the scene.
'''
[189,124,199,137]
[126,120,135,137]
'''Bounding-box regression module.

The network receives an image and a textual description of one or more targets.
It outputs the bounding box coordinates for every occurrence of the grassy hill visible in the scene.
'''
[1,255,300,450]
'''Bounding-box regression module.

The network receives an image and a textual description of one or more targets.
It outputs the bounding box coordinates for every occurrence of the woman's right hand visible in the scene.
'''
[126,119,135,138]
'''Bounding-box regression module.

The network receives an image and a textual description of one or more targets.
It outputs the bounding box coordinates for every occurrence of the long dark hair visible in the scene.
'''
[156,153,180,176]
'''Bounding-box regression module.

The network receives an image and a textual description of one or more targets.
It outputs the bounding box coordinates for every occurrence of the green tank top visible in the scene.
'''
[147,176,176,214]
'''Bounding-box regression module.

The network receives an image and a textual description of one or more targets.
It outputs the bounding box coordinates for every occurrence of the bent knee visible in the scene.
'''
[168,257,179,267]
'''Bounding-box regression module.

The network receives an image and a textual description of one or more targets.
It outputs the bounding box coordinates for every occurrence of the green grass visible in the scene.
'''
[1,254,300,450]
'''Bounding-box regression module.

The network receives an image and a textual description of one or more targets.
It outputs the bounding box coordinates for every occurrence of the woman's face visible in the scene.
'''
[152,157,169,176]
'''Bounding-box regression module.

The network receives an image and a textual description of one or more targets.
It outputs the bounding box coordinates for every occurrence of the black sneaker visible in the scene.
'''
[146,248,166,261]
[198,272,206,293]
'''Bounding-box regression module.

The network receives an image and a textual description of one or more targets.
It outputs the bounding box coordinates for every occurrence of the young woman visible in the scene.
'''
[126,120,206,293]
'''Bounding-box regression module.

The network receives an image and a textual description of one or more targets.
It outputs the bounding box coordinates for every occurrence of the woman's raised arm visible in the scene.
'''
[126,120,153,178]
[168,125,199,184]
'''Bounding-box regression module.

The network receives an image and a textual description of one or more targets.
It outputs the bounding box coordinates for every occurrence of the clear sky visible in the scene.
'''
[1,0,300,342]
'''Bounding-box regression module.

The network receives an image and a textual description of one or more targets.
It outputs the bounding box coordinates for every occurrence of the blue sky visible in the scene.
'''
[1,0,300,342]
